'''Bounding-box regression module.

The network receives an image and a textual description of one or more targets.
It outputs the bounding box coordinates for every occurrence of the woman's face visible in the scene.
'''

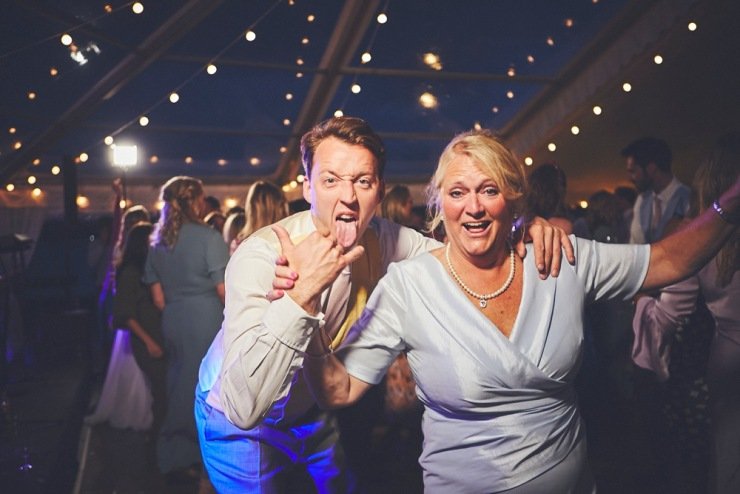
[440,154,513,264]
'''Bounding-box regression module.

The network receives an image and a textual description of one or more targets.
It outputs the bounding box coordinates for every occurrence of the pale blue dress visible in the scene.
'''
[341,237,650,493]
[144,222,228,473]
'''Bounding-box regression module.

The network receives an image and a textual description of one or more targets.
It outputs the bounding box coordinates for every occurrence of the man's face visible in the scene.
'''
[303,137,383,248]
[625,156,650,192]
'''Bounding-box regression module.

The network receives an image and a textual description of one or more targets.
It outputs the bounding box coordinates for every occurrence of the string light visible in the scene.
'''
[150,155,159,164]
[377,13,388,24]
[307,14,315,22]
[51,165,61,175]
[250,157,260,166]
[169,92,180,103]
[50,67,58,76]
[8,127,16,134]
[283,118,291,126]
[32,188,42,198]
[491,106,500,114]
[547,142,557,152]
[361,52,372,63]
[622,82,632,92]
[76,195,90,208]
[418,92,438,109]
[132,2,144,15]
[27,176,36,184]
[206,64,217,75]
[688,22,697,31]
[351,83,361,94]
[301,37,309,45]
[334,109,344,117]
[139,116,149,126]
[506,90,515,99]
[104,136,114,145]
[218,159,227,166]
[565,18,574,28]
[245,30,256,42]
[60,34,72,46]
[527,54,535,63]
[524,157,533,166]
[279,146,287,153]
[592,105,602,115]
[507,67,516,77]
[296,58,304,65]
[32,158,40,165]
[13,141,22,150]
[285,93,293,100]
[571,125,580,135]
[546,36,555,46]
[185,156,193,164]
[654,54,663,64]
[6,184,15,191]
[79,152,89,162]
[27,91,37,100]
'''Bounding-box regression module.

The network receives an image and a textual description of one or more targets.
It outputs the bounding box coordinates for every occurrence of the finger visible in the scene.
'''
[550,234,563,277]
[271,225,295,254]
[313,220,333,238]
[275,254,289,267]
[266,289,285,302]
[275,264,298,281]
[561,232,575,265]
[342,245,366,265]
[515,233,527,259]
[541,226,553,279]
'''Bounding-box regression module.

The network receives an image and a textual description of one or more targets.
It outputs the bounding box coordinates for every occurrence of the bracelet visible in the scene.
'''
[712,199,740,225]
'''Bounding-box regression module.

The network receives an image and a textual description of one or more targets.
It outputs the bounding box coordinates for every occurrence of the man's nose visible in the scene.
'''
[339,180,357,202]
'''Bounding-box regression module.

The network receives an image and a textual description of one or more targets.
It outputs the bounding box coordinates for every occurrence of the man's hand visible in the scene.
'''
[518,217,575,279]
[271,225,365,313]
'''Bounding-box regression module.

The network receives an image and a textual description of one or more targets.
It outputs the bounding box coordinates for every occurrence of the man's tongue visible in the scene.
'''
[335,219,358,248]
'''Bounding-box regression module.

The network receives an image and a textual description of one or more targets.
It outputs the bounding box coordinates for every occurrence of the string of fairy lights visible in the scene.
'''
[1,0,703,211]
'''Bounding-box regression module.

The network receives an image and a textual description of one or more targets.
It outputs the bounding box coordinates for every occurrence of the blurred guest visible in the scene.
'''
[622,137,690,244]
[381,185,415,226]
[230,180,288,254]
[144,176,229,480]
[203,195,226,233]
[633,132,740,494]
[614,185,637,243]
[526,163,573,233]
[573,190,623,243]
[113,222,166,435]
[222,211,245,253]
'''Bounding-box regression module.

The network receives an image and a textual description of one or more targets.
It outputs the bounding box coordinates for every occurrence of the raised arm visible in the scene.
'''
[641,179,739,292]
[217,226,364,429]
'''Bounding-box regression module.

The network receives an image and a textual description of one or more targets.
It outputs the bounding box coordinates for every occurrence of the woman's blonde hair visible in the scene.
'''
[692,132,739,287]
[236,180,289,243]
[151,176,204,249]
[426,129,527,233]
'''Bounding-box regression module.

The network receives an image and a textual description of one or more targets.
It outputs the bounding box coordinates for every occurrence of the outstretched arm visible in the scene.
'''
[641,179,739,291]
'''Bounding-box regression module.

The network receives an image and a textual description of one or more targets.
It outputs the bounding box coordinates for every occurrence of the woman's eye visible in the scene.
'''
[483,187,499,196]
[450,190,463,198]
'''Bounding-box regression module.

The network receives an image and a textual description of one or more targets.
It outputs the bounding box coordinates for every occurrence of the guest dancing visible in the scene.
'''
[633,132,740,494]
[274,129,740,493]
[144,176,229,478]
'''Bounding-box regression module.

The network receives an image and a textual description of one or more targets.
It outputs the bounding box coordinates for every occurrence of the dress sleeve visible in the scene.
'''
[142,249,159,285]
[205,229,229,285]
[574,236,650,303]
[631,275,700,381]
[341,263,407,385]
[217,236,324,429]
[112,266,138,329]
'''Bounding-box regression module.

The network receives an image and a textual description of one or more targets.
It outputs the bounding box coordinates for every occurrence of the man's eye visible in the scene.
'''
[357,178,373,188]
[324,177,337,185]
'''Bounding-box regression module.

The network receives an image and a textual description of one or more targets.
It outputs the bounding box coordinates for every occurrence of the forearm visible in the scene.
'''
[219,296,322,429]
[643,183,739,291]
[125,318,156,346]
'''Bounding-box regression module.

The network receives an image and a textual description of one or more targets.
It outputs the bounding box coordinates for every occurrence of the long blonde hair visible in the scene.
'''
[235,181,289,243]
[693,132,739,287]
[426,129,527,233]
[151,176,205,249]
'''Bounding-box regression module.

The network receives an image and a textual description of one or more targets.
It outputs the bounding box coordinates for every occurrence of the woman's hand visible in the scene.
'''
[145,339,164,359]
[518,216,576,279]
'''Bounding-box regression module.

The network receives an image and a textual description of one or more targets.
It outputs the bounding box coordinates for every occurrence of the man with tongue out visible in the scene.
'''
[195,117,574,493]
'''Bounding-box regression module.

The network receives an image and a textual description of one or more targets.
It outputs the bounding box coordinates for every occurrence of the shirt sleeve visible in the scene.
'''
[217,235,325,429]
[631,274,700,381]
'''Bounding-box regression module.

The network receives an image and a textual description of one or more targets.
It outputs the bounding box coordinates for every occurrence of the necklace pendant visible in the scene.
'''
[479,299,487,309]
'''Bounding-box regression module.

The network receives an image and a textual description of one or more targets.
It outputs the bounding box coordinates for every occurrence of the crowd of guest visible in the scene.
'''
[78,117,738,494]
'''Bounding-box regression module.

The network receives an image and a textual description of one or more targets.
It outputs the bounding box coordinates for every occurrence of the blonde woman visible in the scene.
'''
[143,176,229,479]
[230,180,288,254]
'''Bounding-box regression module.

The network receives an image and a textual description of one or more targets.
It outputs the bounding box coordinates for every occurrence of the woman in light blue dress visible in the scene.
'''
[144,176,228,476]
[287,130,740,493]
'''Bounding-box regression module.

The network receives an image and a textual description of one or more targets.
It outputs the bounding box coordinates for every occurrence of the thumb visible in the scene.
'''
[342,244,366,265]
[271,225,295,253]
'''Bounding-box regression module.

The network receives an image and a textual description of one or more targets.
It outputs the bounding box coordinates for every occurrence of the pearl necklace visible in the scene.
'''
[445,243,515,309]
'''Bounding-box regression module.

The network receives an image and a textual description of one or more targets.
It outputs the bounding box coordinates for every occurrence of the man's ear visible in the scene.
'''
[302,178,311,203]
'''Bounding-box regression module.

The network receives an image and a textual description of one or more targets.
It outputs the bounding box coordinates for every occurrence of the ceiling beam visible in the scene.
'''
[272,0,381,184]
[0,0,224,183]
